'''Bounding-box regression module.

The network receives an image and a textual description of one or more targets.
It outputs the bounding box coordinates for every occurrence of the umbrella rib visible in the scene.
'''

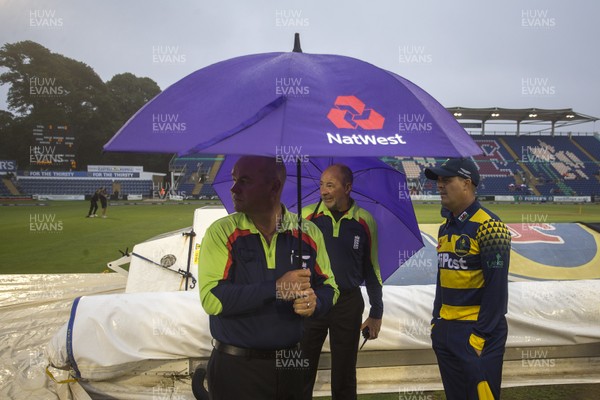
[350,188,422,244]
[184,96,286,156]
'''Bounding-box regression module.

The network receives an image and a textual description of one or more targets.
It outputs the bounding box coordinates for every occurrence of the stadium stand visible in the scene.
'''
[392,134,600,197]
[18,178,110,196]
[119,180,153,197]
[573,136,600,162]
[11,137,598,199]
[0,179,13,196]
[199,184,218,199]
[502,136,598,196]
[169,155,218,197]
[176,183,196,196]
[17,178,153,197]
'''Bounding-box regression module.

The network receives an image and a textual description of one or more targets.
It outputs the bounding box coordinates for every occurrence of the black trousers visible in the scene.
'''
[88,200,98,216]
[431,318,507,400]
[301,287,364,400]
[206,348,304,400]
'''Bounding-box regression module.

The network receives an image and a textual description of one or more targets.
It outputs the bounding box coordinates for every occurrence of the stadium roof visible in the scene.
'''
[446,107,598,133]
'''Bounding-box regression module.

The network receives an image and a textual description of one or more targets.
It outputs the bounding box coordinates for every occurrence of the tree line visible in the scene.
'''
[0,40,171,173]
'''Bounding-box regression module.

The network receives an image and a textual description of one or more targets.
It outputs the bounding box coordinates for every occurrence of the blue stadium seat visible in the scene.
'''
[388,135,599,197]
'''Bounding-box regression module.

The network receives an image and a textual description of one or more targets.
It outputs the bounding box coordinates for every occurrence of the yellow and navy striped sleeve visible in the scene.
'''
[471,217,511,348]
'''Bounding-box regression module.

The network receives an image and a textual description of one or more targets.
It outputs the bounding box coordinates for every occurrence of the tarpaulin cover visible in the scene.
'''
[47,280,600,381]
[0,274,126,400]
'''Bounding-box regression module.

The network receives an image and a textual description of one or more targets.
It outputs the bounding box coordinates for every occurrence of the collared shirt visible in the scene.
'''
[198,205,338,350]
[432,200,511,346]
[303,201,383,319]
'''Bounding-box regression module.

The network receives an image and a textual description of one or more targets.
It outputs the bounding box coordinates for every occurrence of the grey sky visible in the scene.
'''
[1,0,598,133]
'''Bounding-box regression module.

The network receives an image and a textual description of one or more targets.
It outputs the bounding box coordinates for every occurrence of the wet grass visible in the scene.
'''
[0,200,598,274]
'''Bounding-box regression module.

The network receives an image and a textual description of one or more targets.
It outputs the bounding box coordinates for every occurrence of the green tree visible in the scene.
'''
[106,73,160,121]
[0,40,109,121]
[0,41,169,172]
[0,112,31,170]
[0,40,110,168]
[0,110,13,128]
[94,73,170,172]
[0,110,19,162]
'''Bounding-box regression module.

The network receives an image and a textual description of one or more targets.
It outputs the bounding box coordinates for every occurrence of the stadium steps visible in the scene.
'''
[570,137,599,163]
[497,137,520,160]
[498,137,541,196]
[208,155,224,181]
[192,182,204,196]
[1,178,20,195]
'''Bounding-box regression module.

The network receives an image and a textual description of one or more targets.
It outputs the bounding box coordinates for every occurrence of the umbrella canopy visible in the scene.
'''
[104,45,481,158]
[103,35,476,273]
[212,155,424,282]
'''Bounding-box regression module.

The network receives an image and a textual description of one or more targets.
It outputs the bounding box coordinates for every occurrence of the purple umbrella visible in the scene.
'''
[213,155,423,282]
[103,34,478,271]
[104,37,480,158]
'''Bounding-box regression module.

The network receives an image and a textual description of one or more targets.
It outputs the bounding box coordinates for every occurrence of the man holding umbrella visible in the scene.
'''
[301,163,383,399]
[198,156,338,400]
[425,158,511,400]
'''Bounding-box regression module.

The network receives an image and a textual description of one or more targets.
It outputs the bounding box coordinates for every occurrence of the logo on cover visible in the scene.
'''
[327,96,385,130]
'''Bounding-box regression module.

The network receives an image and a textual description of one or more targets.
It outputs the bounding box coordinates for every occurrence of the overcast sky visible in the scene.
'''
[1,0,598,133]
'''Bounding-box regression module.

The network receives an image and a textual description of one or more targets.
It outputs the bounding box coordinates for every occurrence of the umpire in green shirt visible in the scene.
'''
[198,156,339,400]
[301,164,383,399]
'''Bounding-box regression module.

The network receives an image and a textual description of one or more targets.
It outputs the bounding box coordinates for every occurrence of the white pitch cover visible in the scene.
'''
[47,280,600,381]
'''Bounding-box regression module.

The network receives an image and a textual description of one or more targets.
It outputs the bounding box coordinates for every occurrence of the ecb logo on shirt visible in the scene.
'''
[454,235,471,257]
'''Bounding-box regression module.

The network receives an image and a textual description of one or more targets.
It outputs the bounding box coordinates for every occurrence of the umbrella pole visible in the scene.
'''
[293,33,304,270]
[297,158,304,269]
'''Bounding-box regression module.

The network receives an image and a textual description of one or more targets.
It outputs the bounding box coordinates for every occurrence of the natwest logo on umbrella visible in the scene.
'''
[327,96,384,130]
